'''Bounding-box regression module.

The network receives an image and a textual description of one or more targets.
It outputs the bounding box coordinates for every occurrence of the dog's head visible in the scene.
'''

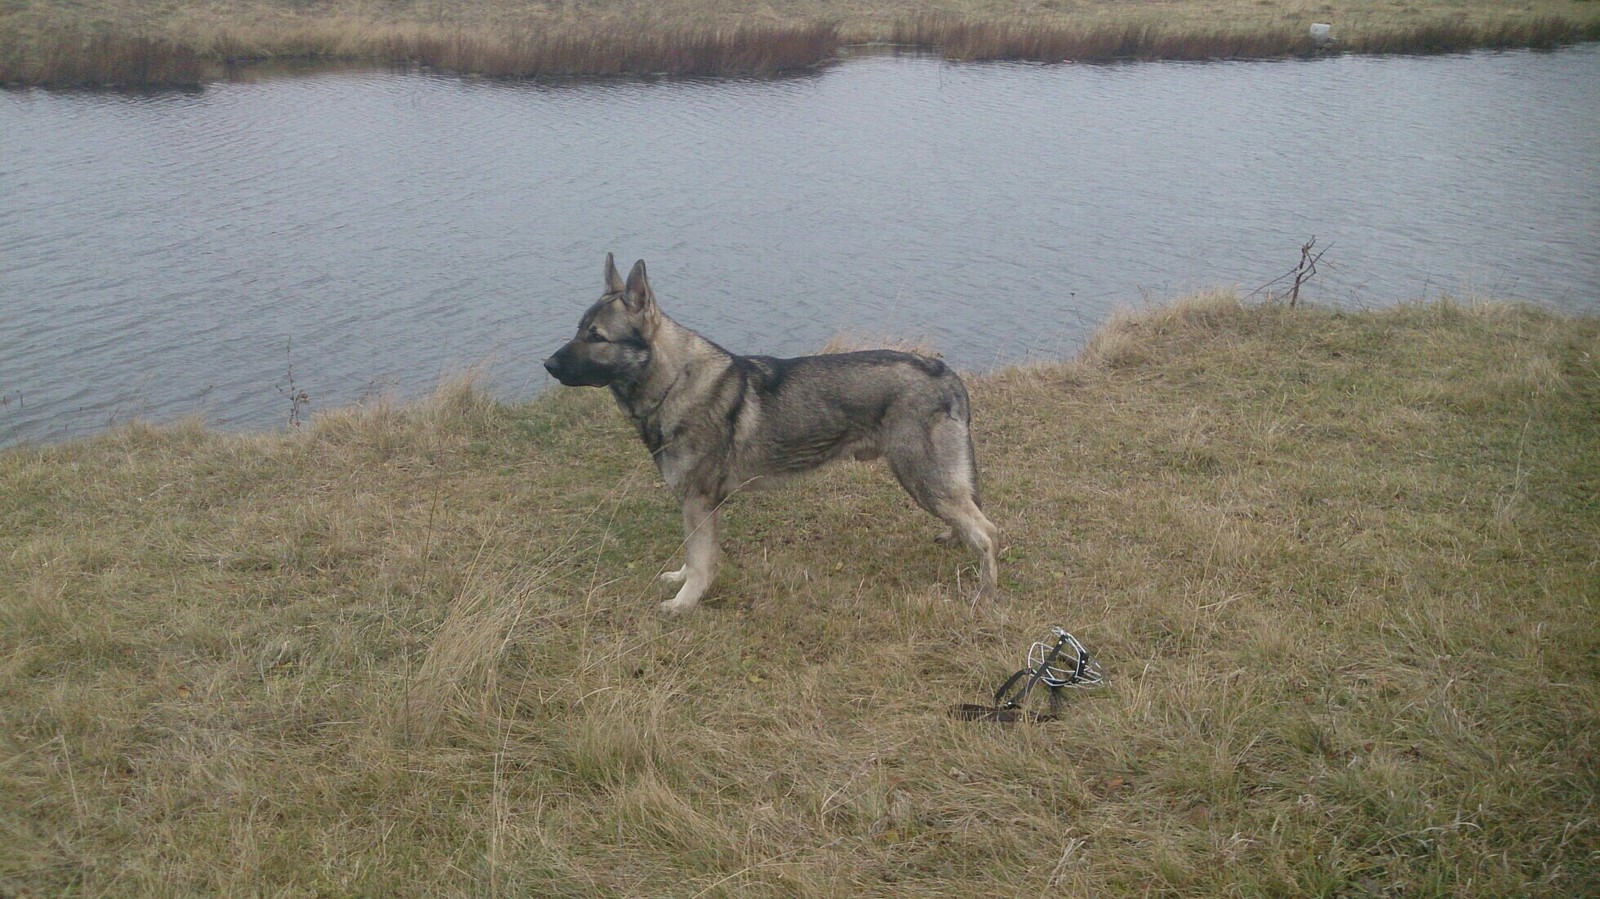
[543,254,659,388]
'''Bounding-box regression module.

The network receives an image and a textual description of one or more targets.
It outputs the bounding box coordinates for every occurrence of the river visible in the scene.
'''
[2,46,1596,445]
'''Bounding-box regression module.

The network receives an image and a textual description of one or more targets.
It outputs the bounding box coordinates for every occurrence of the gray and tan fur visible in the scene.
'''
[544,254,999,614]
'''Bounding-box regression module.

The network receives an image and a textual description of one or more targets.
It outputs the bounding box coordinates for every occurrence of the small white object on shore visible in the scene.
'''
[1310,23,1333,46]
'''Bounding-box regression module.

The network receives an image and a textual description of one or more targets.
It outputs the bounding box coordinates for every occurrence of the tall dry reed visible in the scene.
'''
[1345,16,1597,54]
[399,22,840,78]
[0,22,840,85]
[888,15,1598,63]
[4,9,1596,87]
[3,32,204,87]
[889,18,1307,62]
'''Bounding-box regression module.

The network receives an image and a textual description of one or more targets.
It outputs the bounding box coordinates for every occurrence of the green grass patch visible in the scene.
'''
[3,298,1597,895]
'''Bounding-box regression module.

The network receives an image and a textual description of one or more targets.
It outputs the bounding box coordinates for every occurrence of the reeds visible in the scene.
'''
[888,18,1309,62]
[0,22,841,87]
[398,22,841,78]
[1345,16,1599,55]
[888,15,1598,63]
[2,33,204,87]
[0,10,1595,87]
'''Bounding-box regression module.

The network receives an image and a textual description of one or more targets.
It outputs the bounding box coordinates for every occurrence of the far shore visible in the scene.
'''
[2,0,1598,86]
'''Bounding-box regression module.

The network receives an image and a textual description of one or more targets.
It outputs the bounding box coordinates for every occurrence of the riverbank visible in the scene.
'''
[2,0,1599,85]
[4,297,1597,895]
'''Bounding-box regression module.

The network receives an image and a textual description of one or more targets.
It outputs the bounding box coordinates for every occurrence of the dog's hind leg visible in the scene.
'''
[932,495,999,600]
[888,421,1000,600]
[660,497,720,615]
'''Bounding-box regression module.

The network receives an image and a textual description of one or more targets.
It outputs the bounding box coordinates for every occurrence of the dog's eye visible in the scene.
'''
[586,328,606,343]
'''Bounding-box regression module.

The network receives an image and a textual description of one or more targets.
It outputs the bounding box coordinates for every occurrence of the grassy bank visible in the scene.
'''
[3,297,1597,895]
[2,0,1599,86]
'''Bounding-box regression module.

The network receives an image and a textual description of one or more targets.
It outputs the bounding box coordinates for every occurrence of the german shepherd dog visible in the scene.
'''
[544,255,999,614]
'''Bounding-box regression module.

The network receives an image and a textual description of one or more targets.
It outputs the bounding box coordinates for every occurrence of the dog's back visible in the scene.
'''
[728,349,972,478]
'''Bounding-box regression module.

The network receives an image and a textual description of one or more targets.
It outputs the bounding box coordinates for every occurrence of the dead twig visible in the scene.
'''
[275,339,311,428]
[1246,236,1331,307]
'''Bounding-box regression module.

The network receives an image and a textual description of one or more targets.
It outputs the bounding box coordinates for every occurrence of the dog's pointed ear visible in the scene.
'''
[604,253,625,294]
[621,259,656,313]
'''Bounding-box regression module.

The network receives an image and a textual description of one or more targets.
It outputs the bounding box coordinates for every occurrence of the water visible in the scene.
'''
[3,47,1597,445]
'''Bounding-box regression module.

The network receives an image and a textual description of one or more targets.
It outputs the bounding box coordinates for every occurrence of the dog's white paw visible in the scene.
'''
[658,598,697,616]
[659,566,688,585]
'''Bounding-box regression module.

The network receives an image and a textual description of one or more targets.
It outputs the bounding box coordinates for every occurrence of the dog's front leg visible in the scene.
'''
[660,497,719,615]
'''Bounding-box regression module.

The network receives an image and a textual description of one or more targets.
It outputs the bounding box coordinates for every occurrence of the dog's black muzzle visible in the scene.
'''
[543,345,610,387]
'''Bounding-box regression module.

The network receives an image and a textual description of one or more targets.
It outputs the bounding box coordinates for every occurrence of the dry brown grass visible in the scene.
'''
[3,298,1598,895]
[2,0,1597,84]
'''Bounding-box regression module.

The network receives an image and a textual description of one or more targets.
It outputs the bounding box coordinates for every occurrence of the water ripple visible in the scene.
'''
[2,48,1598,445]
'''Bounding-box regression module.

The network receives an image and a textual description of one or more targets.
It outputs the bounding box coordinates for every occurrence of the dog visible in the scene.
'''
[543,254,999,614]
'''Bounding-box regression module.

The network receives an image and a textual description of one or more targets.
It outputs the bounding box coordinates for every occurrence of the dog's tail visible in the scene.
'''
[932,370,982,509]
[942,370,973,425]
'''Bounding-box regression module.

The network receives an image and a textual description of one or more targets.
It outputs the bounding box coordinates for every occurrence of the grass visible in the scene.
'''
[3,295,1597,895]
[2,0,1599,85]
